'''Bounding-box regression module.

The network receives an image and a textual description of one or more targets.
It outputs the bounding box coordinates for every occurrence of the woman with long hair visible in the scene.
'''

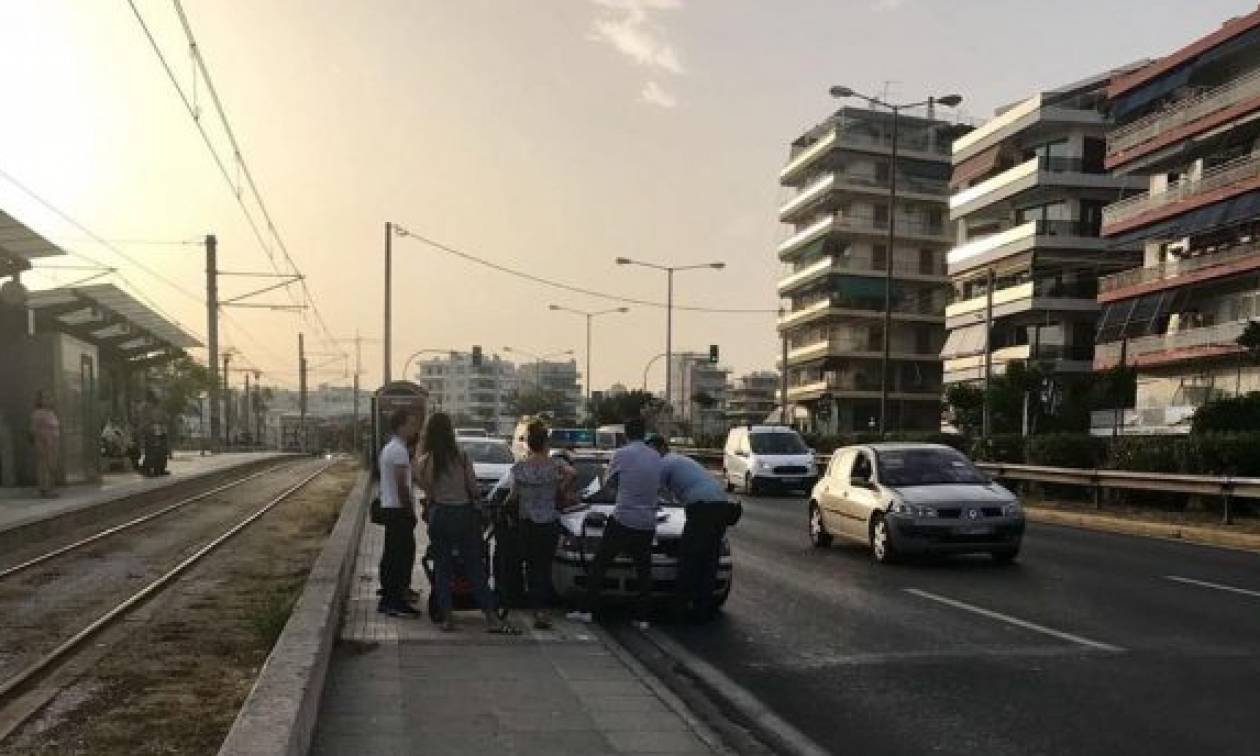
[415,412,517,633]
[508,420,575,629]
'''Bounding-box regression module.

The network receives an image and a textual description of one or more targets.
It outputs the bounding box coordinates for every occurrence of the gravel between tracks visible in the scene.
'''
[0,459,358,756]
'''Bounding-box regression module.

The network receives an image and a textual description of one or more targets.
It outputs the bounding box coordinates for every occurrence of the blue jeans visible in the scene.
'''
[428,504,496,617]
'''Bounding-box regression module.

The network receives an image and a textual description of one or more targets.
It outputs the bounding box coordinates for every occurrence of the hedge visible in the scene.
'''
[965,432,1260,478]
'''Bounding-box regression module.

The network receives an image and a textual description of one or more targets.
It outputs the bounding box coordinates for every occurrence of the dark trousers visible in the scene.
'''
[429,504,496,616]
[520,520,560,610]
[678,501,729,611]
[582,518,654,620]
[379,508,417,605]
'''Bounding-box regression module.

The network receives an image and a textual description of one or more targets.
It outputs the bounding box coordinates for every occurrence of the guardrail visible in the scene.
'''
[678,448,1250,525]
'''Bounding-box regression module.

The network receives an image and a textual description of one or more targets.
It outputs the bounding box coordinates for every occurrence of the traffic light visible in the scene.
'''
[471,345,483,368]
[708,344,719,364]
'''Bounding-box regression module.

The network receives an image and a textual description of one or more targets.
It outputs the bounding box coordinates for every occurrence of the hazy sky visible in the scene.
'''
[0,0,1250,392]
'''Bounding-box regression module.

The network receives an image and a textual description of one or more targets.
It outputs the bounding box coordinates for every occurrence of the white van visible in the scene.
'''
[723,425,817,495]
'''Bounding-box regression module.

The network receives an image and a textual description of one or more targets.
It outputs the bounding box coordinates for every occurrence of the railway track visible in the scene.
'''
[0,458,337,739]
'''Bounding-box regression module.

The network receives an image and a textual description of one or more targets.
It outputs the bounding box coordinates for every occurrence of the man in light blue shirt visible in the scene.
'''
[567,416,661,627]
[648,435,736,620]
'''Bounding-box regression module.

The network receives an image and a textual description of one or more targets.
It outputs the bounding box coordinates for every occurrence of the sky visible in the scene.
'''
[0,0,1253,393]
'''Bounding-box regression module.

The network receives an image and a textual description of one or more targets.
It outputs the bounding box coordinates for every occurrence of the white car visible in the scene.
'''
[808,443,1025,564]
[456,436,515,500]
[723,425,817,495]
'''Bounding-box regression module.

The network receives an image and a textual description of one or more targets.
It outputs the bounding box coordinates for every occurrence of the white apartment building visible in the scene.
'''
[516,358,582,422]
[415,352,519,435]
[669,353,731,437]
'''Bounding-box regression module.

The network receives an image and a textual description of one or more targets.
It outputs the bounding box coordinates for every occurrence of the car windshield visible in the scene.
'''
[876,448,988,487]
[550,428,595,447]
[749,432,808,455]
[459,440,514,464]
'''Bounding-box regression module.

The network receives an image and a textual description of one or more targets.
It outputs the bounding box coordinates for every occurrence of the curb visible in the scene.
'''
[1026,506,1260,554]
[216,468,371,756]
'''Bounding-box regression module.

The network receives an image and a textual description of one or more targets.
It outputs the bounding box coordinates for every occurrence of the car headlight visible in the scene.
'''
[890,500,937,518]
[755,460,774,471]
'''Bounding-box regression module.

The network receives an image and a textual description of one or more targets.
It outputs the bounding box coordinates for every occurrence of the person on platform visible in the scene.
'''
[377,408,421,617]
[646,435,734,620]
[30,391,60,498]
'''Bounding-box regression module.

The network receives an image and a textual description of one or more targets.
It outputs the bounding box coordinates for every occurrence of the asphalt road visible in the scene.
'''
[659,493,1260,756]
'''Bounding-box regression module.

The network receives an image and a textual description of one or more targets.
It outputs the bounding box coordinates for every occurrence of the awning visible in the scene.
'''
[941,323,986,359]
[0,209,65,276]
[1111,24,1260,120]
[25,283,201,364]
[950,144,1004,189]
[1107,187,1260,247]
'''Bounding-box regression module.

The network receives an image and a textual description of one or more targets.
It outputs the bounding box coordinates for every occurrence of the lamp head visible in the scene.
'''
[615,257,632,265]
[829,85,855,99]
[710,262,726,270]
[936,94,963,108]
[548,304,561,311]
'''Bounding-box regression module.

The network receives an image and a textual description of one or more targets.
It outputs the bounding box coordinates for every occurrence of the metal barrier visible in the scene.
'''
[678,447,1250,525]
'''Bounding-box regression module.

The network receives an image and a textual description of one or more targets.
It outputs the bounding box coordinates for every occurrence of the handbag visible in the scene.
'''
[369,496,386,525]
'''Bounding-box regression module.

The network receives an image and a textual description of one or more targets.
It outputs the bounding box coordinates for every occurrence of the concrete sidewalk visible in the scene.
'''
[0,451,289,535]
[310,516,720,756]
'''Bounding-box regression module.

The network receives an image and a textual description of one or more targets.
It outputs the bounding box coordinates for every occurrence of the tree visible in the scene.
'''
[944,383,983,436]
[506,387,567,418]
[1235,319,1260,392]
[584,389,656,426]
[147,356,214,444]
[1192,392,1260,433]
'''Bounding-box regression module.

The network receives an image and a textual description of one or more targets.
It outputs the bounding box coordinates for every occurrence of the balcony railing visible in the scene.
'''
[778,256,947,293]
[778,173,836,218]
[1095,319,1248,364]
[1098,238,1260,295]
[1107,67,1260,158]
[1102,152,1260,229]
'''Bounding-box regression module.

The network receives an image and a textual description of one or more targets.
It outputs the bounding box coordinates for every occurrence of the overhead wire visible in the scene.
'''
[393,224,781,314]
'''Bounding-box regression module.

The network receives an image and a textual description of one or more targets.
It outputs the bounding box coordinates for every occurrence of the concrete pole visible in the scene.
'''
[222,352,231,448]
[299,332,308,453]
[205,234,220,451]
[383,222,392,385]
[664,268,674,434]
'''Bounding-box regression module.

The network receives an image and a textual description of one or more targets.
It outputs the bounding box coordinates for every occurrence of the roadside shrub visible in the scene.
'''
[1179,433,1260,476]
[1104,436,1182,473]
[1025,433,1105,469]
[1190,393,1260,433]
[972,434,1024,463]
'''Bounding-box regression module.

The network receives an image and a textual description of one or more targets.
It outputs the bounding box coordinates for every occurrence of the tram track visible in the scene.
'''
[0,458,337,741]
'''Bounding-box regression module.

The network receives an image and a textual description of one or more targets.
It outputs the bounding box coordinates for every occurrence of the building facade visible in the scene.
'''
[668,353,731,437]
[776,105,955,433]
[517,358,582,423]
[1094,9,1260,435]
[944,74,1144,394]
[725,371,780,426]
[415,352,519,434]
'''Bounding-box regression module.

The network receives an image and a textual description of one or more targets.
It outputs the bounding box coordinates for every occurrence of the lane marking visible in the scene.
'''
[1165,575,1260,600]
[904,588,1124,653]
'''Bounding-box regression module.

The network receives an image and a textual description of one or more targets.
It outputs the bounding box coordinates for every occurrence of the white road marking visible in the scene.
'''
[1165,575,1260,600]
[904,588,1124,653]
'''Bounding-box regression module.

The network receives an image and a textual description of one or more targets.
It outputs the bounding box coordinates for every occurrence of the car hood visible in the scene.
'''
[472,462,512,481]
[559,503,686,538]
[891,482,1015,505]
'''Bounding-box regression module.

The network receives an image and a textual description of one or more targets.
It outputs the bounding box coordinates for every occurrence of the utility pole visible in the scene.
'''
[665,268,674,431]
[352,330,361,455]
[205,234,220,451]
[981,266,995,441]
[299,332,308,453]
[781,323,789,427]
[253,373,262,448]
[244,371,251,446]
[222,351,232,448]
[383,221,392,385]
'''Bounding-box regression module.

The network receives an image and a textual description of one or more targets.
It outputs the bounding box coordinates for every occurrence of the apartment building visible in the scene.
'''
[668,353,731,437]
[944,73,1144,393]
[776,105,955,432]
[725,371,780,426]
[1094,9,1260,435]
[416,352,519,434]
[517,359,582,422]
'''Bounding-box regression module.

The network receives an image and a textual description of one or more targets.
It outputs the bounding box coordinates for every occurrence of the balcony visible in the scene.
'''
[945,277,1098,327]
[1102,153,1260,235]
[777,298,832,328]
[777,256,947,297]
[776,257,835,294]
[1094,319,1247,370]
[786,378,940,401]
[779,172,949,223]
[780,121,951,186]
[777,216,834,258]
[1098,239,1260,302]
[780,130,838,184]
[1107,68,1260,167]
[950,156,1124,220]
[946,219,1106,276]
[778,213,949,260]
[950,157,1041,217]
[786,337,940,365]
[778,174,836,221]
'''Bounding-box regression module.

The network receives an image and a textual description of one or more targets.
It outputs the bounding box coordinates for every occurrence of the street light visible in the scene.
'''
[548,305,629,414]
[615,257,725,430]
[829,85,962,436]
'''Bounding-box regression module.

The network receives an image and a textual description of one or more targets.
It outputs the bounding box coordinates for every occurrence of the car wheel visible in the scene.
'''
[809,502,832,548]
[724,470,735,493]
[990,545,1020,564]
[870,515,899,564]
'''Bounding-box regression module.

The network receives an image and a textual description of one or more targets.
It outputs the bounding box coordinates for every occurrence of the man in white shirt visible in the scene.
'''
[378,408,420,616]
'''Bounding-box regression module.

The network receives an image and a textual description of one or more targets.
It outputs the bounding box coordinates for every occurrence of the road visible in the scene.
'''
[659,493,1260,756]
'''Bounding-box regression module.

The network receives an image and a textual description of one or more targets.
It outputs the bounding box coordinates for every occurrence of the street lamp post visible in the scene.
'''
[829,86,962,436]
[615,257,724,431]
[548,305,629,417]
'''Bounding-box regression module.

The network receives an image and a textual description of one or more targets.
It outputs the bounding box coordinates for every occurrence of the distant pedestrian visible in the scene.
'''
[416,412,519,634]
[567,416,662,629]
[647,435,732,620]
[502,420,575,630]
[30,391,60,498]
[378,409,421,617]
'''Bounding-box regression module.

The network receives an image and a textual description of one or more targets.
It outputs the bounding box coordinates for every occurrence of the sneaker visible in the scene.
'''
[565,610,593,624]
[634,620,651,631]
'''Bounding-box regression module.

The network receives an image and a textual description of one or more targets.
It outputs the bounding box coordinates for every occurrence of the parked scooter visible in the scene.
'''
[140,424,170,477]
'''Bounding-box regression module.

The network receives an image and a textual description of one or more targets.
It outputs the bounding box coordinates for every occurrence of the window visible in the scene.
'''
[872,244,887,271]
[919,248,936,275]
[852,453,873,482]
[915,325,933,354]
[874,204,889,227]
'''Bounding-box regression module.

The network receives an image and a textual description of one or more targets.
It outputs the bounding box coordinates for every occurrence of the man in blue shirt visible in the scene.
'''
[567,416,662,628]
[648,435,736,620]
